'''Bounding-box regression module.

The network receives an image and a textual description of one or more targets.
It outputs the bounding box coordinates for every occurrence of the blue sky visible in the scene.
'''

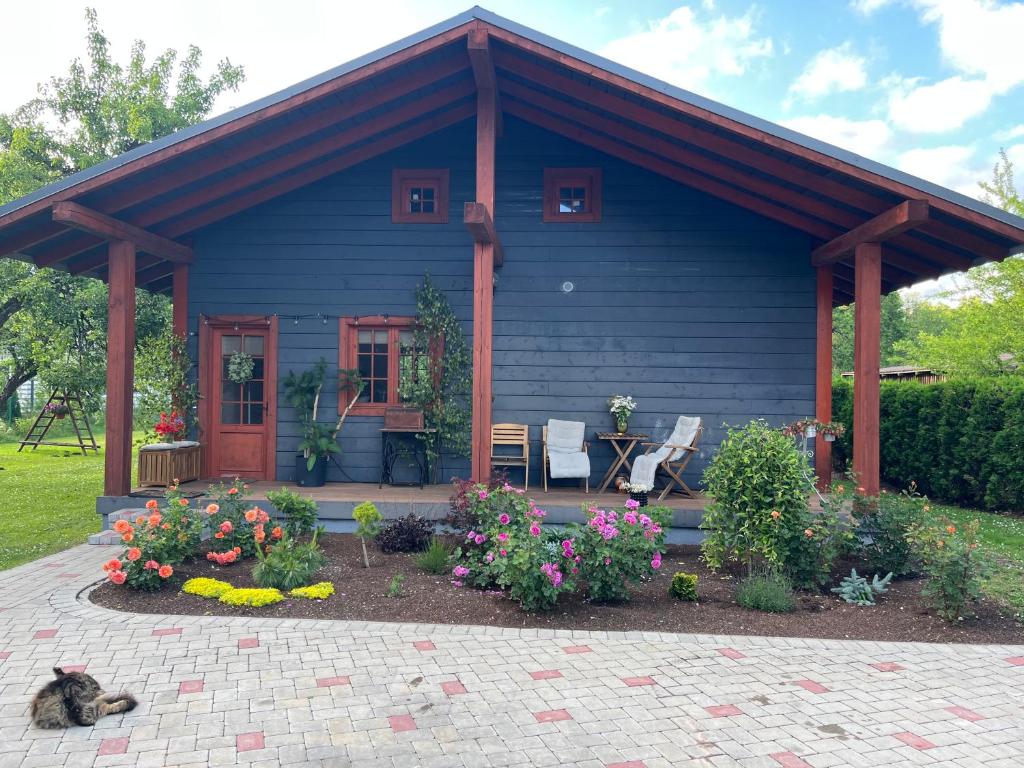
[3,0,1023,200]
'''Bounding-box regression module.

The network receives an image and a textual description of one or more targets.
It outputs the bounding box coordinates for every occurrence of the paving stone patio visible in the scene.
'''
[1,544,1022,767]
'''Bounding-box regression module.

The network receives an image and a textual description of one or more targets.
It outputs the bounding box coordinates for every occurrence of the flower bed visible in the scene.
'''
[89,532,1022,644]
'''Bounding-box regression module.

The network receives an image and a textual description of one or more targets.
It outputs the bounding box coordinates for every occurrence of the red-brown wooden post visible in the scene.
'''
[105,239,136,496]
[172,262,188,338]
[814,266,833,491]
[853,243,881,497]
[471,77,497,482]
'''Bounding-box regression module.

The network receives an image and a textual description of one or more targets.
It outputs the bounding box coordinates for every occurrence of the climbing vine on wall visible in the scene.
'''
[400,275,472,474]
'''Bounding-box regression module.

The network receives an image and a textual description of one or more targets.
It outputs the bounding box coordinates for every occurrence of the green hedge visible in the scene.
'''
[831,377,1024,511]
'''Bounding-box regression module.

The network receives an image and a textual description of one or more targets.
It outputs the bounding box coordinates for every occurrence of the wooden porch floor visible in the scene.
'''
[147,480,708,511]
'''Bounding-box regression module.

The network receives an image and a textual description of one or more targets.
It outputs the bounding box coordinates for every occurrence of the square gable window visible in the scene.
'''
[543,167,602,223]
[392,169,449,223]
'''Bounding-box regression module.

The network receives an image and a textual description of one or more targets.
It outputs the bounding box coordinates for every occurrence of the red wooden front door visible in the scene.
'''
[205,322,276,480]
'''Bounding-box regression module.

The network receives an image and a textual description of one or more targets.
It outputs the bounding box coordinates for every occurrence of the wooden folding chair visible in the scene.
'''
[491,423,530,489]
[639,420,703,500]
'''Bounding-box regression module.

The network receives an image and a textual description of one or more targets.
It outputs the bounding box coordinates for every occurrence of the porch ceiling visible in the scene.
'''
[1,7,1023,304]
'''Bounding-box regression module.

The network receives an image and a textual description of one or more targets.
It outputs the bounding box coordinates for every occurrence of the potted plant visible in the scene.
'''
[44,402,70,420]
[283,360,364,487]
[154,411,186,442]
[623,481,651,507]
[607,394,638,433]
[819,421,846,442]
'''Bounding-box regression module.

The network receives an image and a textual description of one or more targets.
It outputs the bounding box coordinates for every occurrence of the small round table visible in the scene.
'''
[594,432,650,493]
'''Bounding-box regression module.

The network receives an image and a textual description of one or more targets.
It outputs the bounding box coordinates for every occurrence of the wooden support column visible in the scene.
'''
[105,239,136,496]
[471,77,497,483]
[814,266,833,491]
[853,243,881,497]
[172,263,189,338]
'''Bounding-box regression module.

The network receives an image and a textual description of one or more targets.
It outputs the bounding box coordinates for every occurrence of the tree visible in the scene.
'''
[894,151,1024,376]
[1,8,244,412]
[831,292,908,374]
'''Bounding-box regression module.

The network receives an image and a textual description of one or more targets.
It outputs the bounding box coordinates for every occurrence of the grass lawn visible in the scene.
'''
[925,502,1024,620]
[0,434,140,571]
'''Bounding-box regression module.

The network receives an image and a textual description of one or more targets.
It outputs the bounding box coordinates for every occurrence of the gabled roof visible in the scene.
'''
[2,5,1023,303]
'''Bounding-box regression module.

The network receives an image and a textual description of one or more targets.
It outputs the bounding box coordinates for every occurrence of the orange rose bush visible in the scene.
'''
[203,480,278,561]
[105,486,202,591]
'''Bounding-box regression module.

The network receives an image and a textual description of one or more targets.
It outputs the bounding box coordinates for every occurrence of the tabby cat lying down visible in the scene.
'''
[31,667,137,728]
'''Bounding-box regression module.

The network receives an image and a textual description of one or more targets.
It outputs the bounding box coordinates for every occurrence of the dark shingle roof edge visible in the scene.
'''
[3,4,1023,235]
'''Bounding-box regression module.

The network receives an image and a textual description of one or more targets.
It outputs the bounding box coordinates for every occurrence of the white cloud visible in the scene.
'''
[789,43,868,100]
[996,125,1024,141]
[600,6,773,95]
[895,144,981,195]
[850,0,895,14]
[781,114,893,159]
[886,75,994,133]
[1007,143,1024,170]
[883,0,1024,134]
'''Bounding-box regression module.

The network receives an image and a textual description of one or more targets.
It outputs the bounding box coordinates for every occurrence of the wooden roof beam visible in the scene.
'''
[464,202,503,267]
[468,27,503,137]
[52,202,193,263]
[161,102,475,237]
[811,200,929,266]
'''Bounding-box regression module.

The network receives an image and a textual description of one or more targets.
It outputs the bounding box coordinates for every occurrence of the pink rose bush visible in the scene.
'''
[450,483,669,611]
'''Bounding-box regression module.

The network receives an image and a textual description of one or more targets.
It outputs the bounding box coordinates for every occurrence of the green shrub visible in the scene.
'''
[266,487,318,540]
[385,574,405,598]
[848,485,920,576]
[832,377,1024,510]
[907,517,992,621]
[669,572,698,601]
[704,423,823,581]
[252,531,327,591]
[353,501,383,568]
[736,570,795,613]
[415,538,452,574]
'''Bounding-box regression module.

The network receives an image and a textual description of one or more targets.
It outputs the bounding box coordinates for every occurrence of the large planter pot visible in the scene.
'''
[295,454,327,487]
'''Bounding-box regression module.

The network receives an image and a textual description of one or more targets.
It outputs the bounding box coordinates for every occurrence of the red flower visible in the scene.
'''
[126,547,142,562]
[145,499,159,510]
[214,531,224,539]
[109,570,127,585]
[228,487,238,495]
[144,560,159,570]
[271,527,283,540]
[232,546,241,555]
[219,520,233,534]
[148,513,162,527]
[158,565,173,578]
[178,498,188,507]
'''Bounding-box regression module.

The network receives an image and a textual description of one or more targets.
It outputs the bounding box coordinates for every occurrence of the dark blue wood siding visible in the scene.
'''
[493,120,815,487]
[189,116,815,487]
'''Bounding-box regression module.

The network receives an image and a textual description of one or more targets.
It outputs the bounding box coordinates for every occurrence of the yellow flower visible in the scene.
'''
[182,577,234,599]
[289,582,335,600]
[218,588,284,607]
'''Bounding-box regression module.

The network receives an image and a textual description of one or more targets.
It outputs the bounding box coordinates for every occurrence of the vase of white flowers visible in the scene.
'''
[607,394,637,433]
[624,482,651,507]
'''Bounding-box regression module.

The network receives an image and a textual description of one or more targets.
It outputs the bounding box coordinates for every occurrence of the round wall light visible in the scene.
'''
[561,281,575,293]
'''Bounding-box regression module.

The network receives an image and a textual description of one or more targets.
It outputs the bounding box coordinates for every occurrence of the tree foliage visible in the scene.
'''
[1,8,244,413]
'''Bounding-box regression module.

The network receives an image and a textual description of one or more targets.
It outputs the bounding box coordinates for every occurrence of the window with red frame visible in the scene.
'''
[543,167,602,223]
[339,317,434,415]
[392,169,449,223]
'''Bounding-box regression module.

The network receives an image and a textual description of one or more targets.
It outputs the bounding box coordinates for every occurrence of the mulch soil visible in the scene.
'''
[90,533,1023,644]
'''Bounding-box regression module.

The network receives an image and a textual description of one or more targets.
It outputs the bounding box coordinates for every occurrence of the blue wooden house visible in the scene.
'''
[1,7,1023,515]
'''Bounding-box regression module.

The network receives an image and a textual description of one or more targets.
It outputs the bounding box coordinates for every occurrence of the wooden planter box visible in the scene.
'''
[138,443,201,488]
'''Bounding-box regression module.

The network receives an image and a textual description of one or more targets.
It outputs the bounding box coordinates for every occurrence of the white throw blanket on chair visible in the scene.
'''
[546,419,591,479]
[630,415,701,488]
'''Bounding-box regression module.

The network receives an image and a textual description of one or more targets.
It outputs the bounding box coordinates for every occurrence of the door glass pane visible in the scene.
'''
[243,335,264,355]
[251,358,265,380]
[222,382,241,401]
[221,403,241,424]
[246,404,264,424]
[372,380,387,403]
[221,335,242,354]
[244,381,264,402]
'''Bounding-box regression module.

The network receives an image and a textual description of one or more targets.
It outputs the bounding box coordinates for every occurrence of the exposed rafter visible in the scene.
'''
[52,202,193,263]
[464,202,503,267]
[811,200,929,266]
